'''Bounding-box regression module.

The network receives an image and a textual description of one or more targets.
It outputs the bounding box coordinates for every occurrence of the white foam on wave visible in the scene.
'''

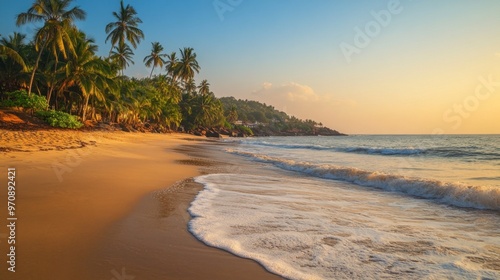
[189,174,500,280]
[227,150,500,211]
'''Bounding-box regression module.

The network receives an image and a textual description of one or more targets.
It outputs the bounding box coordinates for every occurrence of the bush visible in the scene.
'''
[35,110,83,129]
[222,120,232,130]
[0,90,48,111]
[235,125,253,136]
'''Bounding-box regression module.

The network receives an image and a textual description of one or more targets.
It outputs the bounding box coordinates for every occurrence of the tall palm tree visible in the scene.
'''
[59,31,115,121]
[175,47,200,84]
[143,42,167,78]
[105,0,144,55]
[16,0,86,95]
[110,43,134,76]
[165,51,178,80]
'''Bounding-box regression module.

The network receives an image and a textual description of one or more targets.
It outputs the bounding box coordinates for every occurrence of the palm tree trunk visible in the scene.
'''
[81,94,90,122]
[47,86,55,109]
[46,60,58,109]
[27,39,48,96]
[108,45,114,58]
[149,65,155,78]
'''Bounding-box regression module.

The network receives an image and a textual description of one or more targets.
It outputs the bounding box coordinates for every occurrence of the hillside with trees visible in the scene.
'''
[220,97,346,136]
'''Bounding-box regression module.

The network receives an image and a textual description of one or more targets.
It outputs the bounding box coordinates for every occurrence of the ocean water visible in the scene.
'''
[189,135,500,279]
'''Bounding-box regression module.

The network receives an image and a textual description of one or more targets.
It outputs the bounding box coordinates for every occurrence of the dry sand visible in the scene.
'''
[0,129,281,279]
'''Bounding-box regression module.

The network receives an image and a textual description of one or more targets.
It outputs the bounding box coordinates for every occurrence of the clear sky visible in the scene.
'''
[1,0,499,134]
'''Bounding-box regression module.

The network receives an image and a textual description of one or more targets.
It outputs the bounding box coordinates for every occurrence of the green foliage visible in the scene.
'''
[0,90,48,111]
[2,4,340,135]
[35,110,83,129]
[219,97,342,136]
[220,97,287,123]
[223,120,232,129]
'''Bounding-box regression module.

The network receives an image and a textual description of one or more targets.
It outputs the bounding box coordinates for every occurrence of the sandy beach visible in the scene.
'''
[0,129,280,280]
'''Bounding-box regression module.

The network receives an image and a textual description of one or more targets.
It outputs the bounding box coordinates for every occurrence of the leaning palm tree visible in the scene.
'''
[143,42,167,78]
[16,0,86,95]
[105,0,144,56]
[175,47,200,84]
[110,43,134,76]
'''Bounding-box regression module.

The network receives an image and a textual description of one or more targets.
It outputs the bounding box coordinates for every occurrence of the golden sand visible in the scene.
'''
[0,130,279,279]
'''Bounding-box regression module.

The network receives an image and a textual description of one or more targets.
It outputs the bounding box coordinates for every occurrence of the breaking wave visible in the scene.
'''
[229,150,500,211]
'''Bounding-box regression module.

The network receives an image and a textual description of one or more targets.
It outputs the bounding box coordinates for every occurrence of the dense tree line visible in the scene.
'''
[0,0,225,131]
[0,0,342,136]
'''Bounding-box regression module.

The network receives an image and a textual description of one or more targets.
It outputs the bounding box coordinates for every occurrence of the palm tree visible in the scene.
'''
[183,78,197,96]
[0,32,28,67]
[59,31,115,121]
[198,79,210,96]
[143,42,167,78]
[194,93,224,127]
[110,43,134,76]
[0,40,28,93]
[175,47,200,84]
[226,105,238,123]
[16,0,86,96]
[165,51,178,80]
[0,39,26,71]
[105,0,144,55]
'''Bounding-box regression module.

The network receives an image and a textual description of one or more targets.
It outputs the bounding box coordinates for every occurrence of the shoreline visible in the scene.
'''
[0,129,280,279]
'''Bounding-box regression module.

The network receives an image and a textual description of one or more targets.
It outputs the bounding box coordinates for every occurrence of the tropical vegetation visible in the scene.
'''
[1,0,342,136]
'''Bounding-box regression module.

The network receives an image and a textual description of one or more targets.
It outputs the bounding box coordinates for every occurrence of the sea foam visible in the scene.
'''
[228,150,500,211]
[189,174,500,280]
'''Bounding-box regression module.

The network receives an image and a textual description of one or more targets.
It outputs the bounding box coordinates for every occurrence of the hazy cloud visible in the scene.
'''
[252,82,356,106]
